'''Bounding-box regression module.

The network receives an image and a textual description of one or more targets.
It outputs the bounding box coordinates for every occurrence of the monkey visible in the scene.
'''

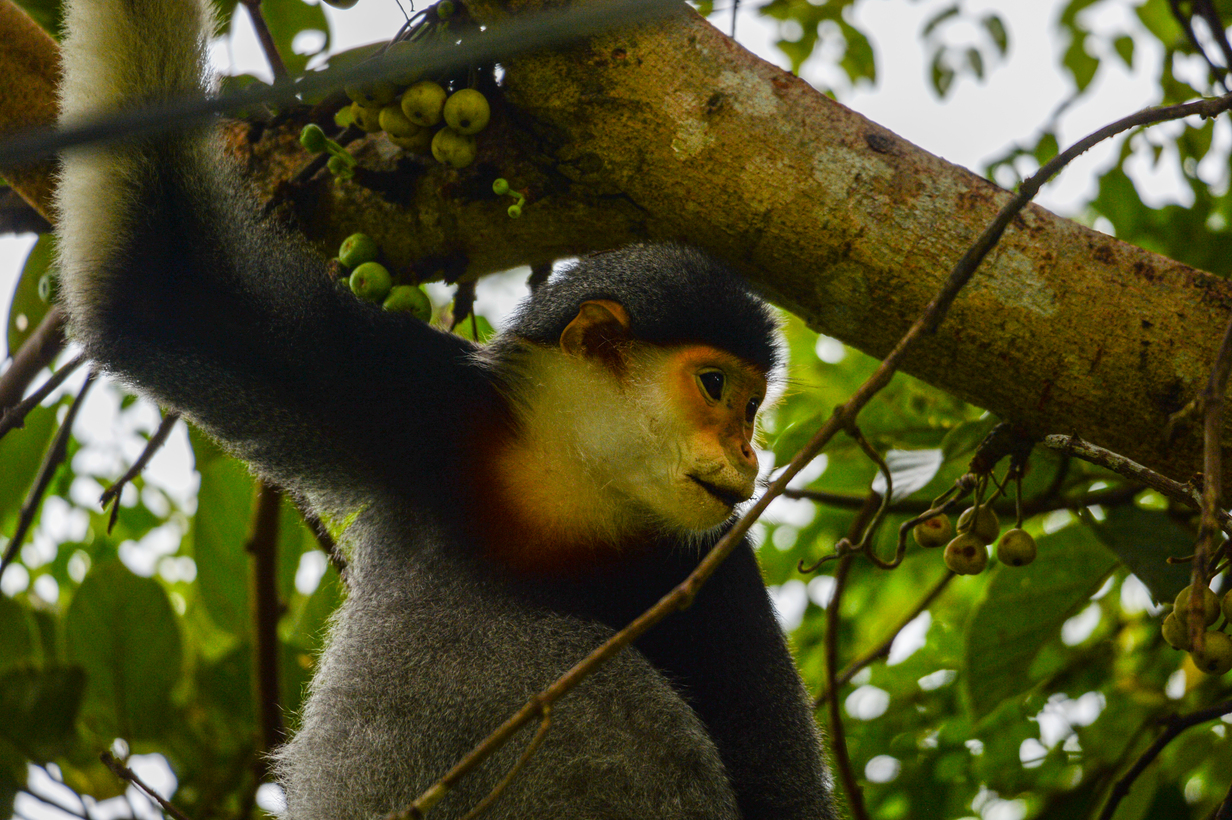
[53,0,839,818]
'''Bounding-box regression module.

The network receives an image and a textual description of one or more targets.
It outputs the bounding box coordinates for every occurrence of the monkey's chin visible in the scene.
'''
[670,476,749,530]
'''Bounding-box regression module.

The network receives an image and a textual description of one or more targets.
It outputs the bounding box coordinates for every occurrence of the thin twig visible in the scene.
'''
[248,481,285,762]
[846,424,894,558]
[240,0,288,80]
[100,751,192,820]
[0,371,95,582]
[19,787,90,820]
[1217,778,1232,820]
[291,496,348,577]
[1188,311,1232,651]
[0,306,66,414]
[813,569,954,707]
[457,705,553,820]
[100,410,182,532]
[1042,434,1232,533]
[820,495,879,820]
[1097,699,1232,820]
[0,353,86,440]
[824,555,867,820]
[783,483,1140,518]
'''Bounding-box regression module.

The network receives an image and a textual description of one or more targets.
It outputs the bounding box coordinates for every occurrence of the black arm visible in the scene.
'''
[61,139,499,505]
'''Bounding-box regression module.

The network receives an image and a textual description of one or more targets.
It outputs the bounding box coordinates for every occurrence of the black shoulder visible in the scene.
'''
[504,243,782,372]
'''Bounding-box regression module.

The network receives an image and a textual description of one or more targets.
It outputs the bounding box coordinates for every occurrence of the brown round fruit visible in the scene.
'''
[1161,612,1191,651]
[957,505,1000,544]
[943,532,989,575]
[1174,584,1221,628]
[997,528,1037,567]
[913,515,952,548]
[1191,630,1232,675]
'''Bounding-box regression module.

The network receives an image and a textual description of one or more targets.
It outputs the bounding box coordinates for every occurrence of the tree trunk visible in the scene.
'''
[2,0,1227,482]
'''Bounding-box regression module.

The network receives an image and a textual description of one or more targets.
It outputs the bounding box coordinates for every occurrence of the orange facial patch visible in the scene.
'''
[666,345,768,452]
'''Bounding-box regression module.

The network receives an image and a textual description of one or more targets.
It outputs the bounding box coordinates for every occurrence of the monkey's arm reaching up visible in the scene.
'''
[56,0,493,505]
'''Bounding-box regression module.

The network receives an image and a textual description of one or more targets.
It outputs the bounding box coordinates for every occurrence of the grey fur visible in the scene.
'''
[277,507,740,820]
[54,1,839,818]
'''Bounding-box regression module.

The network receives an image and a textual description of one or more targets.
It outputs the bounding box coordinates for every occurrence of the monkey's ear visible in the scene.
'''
[560,299,632,363]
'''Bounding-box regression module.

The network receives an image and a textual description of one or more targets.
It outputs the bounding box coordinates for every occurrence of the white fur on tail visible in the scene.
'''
[55,0,216,321]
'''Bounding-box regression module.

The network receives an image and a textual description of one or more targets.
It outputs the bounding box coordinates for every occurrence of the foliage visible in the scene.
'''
[3,1,1232,819]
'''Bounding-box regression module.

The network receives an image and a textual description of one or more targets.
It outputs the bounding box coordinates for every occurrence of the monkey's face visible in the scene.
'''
[637,345,766,531]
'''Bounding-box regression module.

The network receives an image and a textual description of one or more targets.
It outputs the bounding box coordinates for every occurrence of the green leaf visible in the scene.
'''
[1033,131,1060,166]
[922,5,959,38]
[0,665,85,758]
[1088,505,1191,602]
[966,47,984,80]
[838,21,876,84]
[454,313,496,343]
[190,426,255,636]
[0,595,41,672]
[1136,0,1186,47]
[64,560,182,740]
[1113,34,1135,68]
[12,0,61,38]
[257,0,330,77]
[1062,34,1099,93]
[939,416,997,462]
[288,559,343,650]
[0,397,58,530]
[982,14,1008,55]
[6,234,54,358]
[931,51,955,97]
[963,525,1118,720]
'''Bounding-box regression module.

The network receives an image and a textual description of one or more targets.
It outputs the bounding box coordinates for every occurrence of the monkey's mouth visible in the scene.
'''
[690,476,747,508]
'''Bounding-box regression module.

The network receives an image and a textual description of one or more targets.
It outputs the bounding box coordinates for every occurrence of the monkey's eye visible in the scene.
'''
[698,371,725,402]
[746,397,761,424]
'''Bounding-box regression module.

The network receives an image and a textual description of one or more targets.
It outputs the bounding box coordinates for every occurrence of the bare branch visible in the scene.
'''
[456,705,553,820]
[1042,434,1232,534]
[0,370,94,582]
[101,751,192,820]
[0,353,86,440]
[239,0,288,80]
[1097,699,1232,820]
[100,410,181,532]
[813,569,954,707]
[248,481,285,760]
[0,306,66,415]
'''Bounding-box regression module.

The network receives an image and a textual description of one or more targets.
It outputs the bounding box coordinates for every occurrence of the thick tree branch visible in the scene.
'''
[7,0,1232,486]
